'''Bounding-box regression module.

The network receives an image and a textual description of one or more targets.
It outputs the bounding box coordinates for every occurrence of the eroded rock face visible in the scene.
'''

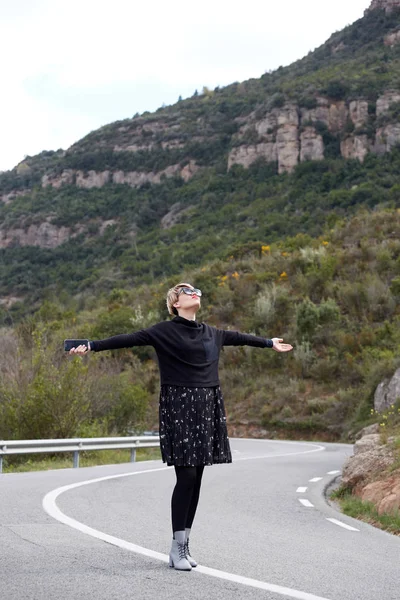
[328,102,349,133]
[0,218,120,249]
[0,221,72,249]
[374,367,400,412]
[384,29,400,46]
[300,127,324,162]
[341,435,394,490]
[341,135,370,161]
[227,143,277,169]
[39,162,199,192]
[376,90,400,116]
[375,124,400,152]
[342,425,399,517]
[349,100,369,128]
[1,190,30,204]
[276,124,299,173]
[360,475,400,515]
[367,0,400,14]
[300,96,330,126]
[42,170,74,188]
[353,434,382,455]
[76,170,111,189]
[229,99,355,172]
[160,203,194,229]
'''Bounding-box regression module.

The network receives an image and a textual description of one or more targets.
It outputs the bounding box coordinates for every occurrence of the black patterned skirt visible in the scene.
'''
[159,385,232,467]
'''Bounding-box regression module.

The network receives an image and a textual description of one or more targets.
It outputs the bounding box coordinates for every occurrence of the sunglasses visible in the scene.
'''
[177,287,202,297]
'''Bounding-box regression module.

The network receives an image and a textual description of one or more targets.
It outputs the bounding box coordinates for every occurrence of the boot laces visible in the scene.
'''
[178,541,187,560]
[185,540,191,558]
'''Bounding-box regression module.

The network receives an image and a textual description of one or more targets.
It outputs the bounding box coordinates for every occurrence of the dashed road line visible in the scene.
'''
[309,477,323,482]
[296,487,308,493]
[299,499,314,508]
[326,518,359,531]
[327,470,340,475]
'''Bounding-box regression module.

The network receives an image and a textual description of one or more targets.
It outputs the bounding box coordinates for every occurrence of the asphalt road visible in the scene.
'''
[1,439,399,600]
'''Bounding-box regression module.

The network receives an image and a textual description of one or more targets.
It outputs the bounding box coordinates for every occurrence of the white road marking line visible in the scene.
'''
[309,477,323,482]
[326,518,359,532]
[296,487,308,493]
[327,470,340,475]
[236,444,325,462]
[43,443,334,600]
[299,499,314,508]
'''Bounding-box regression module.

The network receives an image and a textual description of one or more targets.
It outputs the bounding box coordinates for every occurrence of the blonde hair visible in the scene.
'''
[166,282,194,316]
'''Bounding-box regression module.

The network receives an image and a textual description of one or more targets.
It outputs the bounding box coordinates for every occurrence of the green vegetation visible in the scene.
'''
[2,147,400,309]
[331,488,400,536]
[2,207,400,452]
[1,7,400,468]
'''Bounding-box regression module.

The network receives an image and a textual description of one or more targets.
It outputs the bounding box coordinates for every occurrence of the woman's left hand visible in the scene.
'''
[271,338,293,352]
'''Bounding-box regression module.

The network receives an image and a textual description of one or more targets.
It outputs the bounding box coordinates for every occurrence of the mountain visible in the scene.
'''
[1,1,400,314]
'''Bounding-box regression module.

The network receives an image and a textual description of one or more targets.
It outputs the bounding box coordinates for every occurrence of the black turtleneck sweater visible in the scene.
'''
[90,316,274,387]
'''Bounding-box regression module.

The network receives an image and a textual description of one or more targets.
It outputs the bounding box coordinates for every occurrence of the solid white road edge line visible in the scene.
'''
[326,518,359,532]
[42,442,334,600]
[299,499,314,507]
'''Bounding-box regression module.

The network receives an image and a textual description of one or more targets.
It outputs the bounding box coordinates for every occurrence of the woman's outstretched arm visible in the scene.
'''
[69,329,153,355]
[221,330,293,352]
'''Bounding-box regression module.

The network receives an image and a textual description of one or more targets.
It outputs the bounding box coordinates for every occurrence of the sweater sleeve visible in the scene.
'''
[90,328,153,352]
[221,329,273,348]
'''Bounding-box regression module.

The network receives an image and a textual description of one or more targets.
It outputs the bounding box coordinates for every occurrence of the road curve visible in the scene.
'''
[1,439,399,600]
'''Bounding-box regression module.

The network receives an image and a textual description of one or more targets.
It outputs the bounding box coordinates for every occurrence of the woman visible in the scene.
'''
[70,282,293,571]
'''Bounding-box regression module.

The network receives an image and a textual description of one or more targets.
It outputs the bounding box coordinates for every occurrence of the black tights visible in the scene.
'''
[171,466,204,533]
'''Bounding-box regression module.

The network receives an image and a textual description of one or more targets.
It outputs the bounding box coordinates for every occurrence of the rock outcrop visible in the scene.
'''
[384,29,400,46]
[341,426,400,516]
[360,474,400,515]
[341,433,395,490]
[40,161,199,193]
[300,127,324,162]
[2,88,400,206]
[366,0,400,13]
[374,367,400,412]
[160,203,195,230]
[341,135,369,161]
[227,90,400,174]
[0,218,119,249]
[376,90,400,116]
[1,189,31,204]
[0,220,73,249]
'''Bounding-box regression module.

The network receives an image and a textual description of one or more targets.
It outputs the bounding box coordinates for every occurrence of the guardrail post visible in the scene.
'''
[130,447,136,463]
[0,455,3,474]
[73,451,80,468]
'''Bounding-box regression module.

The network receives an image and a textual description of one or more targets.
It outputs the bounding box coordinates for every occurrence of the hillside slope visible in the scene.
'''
[0,2,400,316]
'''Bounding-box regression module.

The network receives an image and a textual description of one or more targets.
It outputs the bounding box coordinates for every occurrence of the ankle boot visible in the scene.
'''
[185,528,197,567]
[169,530,192,571]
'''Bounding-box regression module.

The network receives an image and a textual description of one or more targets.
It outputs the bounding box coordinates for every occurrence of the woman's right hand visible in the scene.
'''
[69,344,91,355]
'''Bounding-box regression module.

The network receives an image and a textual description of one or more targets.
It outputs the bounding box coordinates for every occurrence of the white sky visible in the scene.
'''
[1,0,370,172]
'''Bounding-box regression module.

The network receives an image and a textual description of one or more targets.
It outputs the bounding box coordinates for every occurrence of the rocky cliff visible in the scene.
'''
[342,425,400,517]
[1,2,400,253]
[2,89,400,211]
[228,91,400,173]
[367,0,400,13]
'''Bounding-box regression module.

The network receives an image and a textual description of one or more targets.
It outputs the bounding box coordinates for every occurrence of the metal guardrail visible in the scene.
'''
[0,436,160,473]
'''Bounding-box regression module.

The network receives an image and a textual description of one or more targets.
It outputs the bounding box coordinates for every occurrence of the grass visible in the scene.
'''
[331,487,400,536]
[2,447,162,473]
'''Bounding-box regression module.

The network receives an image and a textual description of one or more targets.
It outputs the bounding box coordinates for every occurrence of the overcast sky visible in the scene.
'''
[1,0,370,172]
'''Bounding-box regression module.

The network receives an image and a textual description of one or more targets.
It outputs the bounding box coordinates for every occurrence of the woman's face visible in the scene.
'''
[174,285,201,313]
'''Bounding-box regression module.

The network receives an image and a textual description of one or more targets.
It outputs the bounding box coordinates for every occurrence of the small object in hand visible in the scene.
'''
[64,339,90,352]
